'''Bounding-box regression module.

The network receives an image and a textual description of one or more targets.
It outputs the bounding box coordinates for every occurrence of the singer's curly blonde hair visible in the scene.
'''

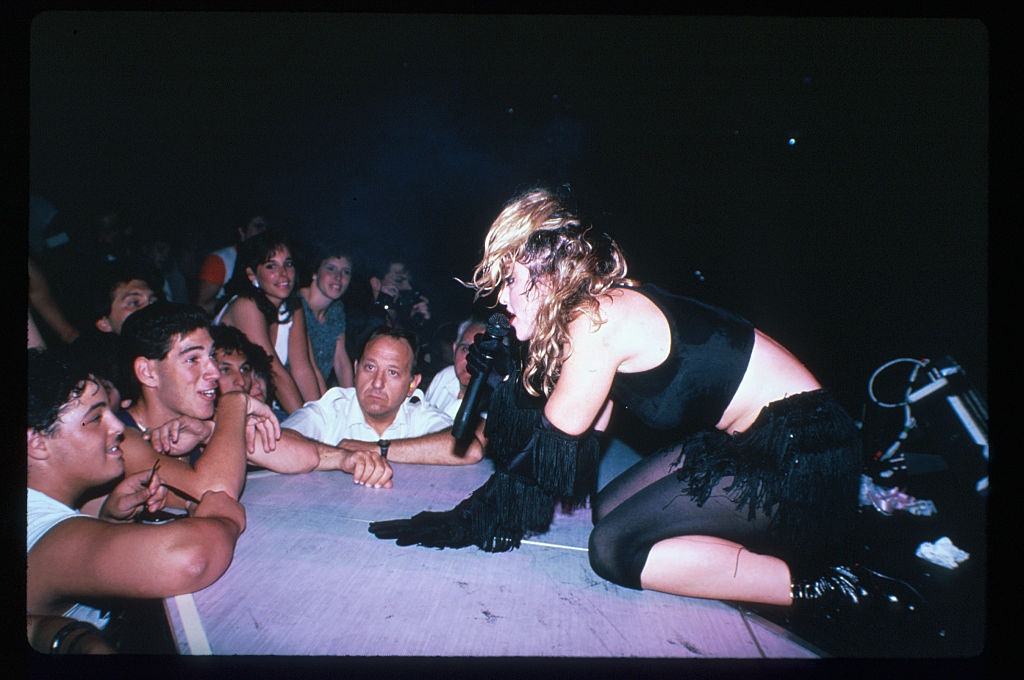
[470,188,633,397]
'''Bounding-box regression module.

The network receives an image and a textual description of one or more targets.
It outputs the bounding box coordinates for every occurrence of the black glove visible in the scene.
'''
[369,415,600,551]
[368,469,555,552]
[367,505,480,550]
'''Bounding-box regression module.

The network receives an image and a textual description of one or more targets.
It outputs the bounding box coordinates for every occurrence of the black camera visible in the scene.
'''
[376,289,422,311]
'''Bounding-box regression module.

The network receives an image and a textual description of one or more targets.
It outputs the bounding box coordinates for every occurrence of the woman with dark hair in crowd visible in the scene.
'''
[298,242,355,390]
[372,187,920,620]
[215,231,322,413]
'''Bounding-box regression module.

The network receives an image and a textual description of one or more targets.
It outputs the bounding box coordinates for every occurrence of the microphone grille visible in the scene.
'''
[486,312,512,338]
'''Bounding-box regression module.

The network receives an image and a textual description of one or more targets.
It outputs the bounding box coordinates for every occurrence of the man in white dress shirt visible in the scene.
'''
[424,318,487,419]
[284,326,484,465]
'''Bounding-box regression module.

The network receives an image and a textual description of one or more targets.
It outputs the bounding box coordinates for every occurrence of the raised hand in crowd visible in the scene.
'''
[144,415,214,456]
[144,395,280,457]
[97,465,168,522]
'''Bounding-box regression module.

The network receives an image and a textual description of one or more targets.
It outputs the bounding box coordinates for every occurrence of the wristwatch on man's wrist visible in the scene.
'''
[377,439,391,459]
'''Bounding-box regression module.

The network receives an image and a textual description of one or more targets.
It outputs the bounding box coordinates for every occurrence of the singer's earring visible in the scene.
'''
[253,279,260,289]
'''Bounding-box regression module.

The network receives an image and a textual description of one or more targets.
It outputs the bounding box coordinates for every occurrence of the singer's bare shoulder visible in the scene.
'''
[548,289,669,435]
[565,287,670,375]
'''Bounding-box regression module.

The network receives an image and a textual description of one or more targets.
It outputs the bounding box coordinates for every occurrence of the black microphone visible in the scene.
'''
[451,312,511,441]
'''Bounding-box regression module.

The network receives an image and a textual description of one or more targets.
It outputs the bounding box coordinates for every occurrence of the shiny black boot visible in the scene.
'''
[791,564,924,622]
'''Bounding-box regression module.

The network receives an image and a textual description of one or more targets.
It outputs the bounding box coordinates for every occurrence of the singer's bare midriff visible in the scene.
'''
[715,329,821,434]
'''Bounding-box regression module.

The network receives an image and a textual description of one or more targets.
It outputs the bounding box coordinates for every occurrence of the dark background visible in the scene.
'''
[29,13,988,408]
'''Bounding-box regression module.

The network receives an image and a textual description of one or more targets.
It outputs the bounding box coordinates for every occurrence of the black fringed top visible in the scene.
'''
[610,283,755,435]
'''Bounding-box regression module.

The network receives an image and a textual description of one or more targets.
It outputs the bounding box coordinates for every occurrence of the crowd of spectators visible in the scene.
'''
[26,196,491,654]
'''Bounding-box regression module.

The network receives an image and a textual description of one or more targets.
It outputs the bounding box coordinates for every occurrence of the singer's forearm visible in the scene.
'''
[379,427,484,466]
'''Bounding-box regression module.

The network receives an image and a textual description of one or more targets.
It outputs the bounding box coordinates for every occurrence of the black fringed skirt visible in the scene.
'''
[672,389,863,571]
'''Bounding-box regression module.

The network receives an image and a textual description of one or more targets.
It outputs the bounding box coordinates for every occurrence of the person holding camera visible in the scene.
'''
[371,259,431,328]
[347,255,434,374]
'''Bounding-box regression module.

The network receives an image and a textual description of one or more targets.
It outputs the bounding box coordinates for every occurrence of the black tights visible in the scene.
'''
[588,445,773,590]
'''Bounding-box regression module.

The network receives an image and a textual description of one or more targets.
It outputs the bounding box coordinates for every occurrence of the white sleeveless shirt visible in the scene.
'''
[214,295,293,365]
[27,488,112,629]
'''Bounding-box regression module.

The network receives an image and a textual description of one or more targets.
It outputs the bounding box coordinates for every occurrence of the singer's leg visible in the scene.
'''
[591,444,686,523]
[588,471,779,600]
[639,536,793,605]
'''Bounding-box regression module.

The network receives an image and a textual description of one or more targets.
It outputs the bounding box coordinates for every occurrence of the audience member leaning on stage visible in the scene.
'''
[26,348,246,654]
[298,240,356,390]
[209,322,278,408]
[114,302,305,504]
[118,302,393,490]
[214,230,322,414]
[424,317,488,420]
[210,324,267,398]
[283,326,483,466]
[210,323,284,421]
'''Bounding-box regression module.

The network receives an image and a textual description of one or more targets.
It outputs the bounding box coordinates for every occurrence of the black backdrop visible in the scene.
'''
[29,13,988,406]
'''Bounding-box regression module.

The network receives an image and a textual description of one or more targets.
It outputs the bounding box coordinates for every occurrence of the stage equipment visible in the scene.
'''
[863,355,987,494]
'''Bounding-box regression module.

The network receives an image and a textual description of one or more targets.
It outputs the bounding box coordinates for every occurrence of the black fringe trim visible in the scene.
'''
[674,390,864,566]
[529,425,600,508]
[472,366,602,547]
[487,367,601,502]
[455,471,559,552]
[484,368,543,469]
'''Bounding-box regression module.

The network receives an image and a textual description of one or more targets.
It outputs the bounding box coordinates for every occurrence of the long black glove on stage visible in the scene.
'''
[368,358,600,552]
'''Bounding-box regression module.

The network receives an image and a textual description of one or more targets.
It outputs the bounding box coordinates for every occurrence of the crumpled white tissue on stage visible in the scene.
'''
[915,536,970,569]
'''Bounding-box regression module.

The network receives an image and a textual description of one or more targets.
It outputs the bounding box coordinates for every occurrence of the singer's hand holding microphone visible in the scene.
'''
[466,326,509,385]
[451,313,511,441]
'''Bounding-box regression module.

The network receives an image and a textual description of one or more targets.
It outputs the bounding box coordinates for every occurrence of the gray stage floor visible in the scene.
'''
[164,439,820,657]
